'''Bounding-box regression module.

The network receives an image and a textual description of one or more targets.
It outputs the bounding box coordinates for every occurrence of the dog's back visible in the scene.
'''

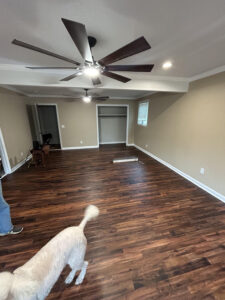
[0,205,99,300]
[15,227,85,299]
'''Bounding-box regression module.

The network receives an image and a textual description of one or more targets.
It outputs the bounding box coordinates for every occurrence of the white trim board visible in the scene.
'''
[100,141,126,145]
[134,144,225,203]
[11,155,32,174]
[62,145,99,150]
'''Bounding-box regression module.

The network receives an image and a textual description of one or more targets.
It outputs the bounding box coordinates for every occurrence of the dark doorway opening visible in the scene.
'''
[37,105,61,149]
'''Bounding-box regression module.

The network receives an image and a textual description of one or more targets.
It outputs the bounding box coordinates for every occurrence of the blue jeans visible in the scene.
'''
[0,180,13,234]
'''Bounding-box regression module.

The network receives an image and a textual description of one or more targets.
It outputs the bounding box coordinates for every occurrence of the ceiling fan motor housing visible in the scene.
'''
[88,36,97,48]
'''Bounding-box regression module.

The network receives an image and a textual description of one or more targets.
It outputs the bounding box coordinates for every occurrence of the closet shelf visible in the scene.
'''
[98,114,127,117]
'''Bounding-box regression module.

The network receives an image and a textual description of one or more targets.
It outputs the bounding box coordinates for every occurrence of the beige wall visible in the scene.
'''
[134,72,225,196]
[0,88,32,168]
[31,98,135,147]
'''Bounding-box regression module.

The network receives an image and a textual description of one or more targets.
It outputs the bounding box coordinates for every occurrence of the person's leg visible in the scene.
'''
[0,193,13,234]
[0,181,23,236]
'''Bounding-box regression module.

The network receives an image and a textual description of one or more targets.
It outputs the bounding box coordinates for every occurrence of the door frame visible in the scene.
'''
[96,104,129,147]
[36,103,63,149]
[0,128,11,177]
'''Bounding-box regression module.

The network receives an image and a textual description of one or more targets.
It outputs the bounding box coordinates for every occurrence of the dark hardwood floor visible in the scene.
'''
[1,145,225,299]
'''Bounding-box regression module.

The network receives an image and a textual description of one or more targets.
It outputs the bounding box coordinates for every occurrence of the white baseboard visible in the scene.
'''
[126,143,134,146]
[134,144,225,203]
[100,141,126,145]
[62,145,99,150]
[10,154,32,174]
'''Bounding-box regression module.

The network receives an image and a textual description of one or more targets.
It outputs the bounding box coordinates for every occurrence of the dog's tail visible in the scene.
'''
[79,205,99,230]
[0,272,14,300]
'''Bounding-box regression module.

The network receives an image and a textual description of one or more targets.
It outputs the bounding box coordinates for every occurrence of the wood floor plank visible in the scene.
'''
[0,144,225,299]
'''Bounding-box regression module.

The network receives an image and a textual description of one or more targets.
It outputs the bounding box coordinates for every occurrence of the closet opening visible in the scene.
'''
[97,105,128,146]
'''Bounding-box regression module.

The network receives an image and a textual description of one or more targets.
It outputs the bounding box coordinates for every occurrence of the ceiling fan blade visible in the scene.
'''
[62,18,93,63]
[102,71,131,83]
[105,64,154,72]
[93,96,109,101]
[60,72,79,81]
[98,36,150,66]
[26,66,78,70]
[92,77,101,85]
[12,39,80,65]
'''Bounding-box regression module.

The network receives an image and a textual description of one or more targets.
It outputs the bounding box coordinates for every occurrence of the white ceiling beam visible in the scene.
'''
[0,66,189,93]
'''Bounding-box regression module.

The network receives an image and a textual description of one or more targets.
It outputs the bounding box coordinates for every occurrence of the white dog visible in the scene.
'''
[0,205,99,300]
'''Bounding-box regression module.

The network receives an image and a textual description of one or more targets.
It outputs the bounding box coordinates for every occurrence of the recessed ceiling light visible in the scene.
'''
[162,61,172,70]
[83,95,92,103]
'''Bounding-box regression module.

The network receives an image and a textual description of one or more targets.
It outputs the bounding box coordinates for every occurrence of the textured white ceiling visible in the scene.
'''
[0,0,225,97]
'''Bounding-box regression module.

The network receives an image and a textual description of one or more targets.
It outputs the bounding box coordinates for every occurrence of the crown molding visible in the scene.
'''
[188,65,225,82]
[0,84,28,96]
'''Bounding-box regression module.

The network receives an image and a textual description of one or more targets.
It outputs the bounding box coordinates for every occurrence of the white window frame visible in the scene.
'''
[137,101,149,127]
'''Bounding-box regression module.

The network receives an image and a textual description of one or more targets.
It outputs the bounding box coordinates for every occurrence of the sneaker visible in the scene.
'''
[9,226,23,235]
[0,226,23,236]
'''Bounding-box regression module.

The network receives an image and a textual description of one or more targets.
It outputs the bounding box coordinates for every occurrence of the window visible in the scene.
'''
[137,102,149,126]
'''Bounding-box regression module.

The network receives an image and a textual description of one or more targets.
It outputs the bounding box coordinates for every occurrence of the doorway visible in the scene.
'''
[36,105,61,149]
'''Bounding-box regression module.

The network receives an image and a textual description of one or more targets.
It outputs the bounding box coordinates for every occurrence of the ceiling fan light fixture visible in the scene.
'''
[83,66,100,77]
[83,95,92,103]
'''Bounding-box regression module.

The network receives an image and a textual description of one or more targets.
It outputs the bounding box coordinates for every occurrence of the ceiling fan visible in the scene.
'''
[12,18,154,85]
[81,89,109,103]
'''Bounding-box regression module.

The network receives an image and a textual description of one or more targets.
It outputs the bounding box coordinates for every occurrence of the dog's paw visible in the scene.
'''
[75,278,83,285]
[65,276,73,284]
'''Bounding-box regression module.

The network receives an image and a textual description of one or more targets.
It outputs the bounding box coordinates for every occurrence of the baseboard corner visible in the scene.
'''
[134,144,225,203]
[10,154,32,174]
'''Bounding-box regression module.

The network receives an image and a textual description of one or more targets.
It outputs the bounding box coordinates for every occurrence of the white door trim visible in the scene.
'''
[96,104,129,147]
[0,128,11,176]
[34,104,43,144]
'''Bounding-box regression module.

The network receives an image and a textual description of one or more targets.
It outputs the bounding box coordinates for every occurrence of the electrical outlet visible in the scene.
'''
[61,124,65,128]
[200,168,205,175]
[21,152,23,157]
[80,140,83,144]
[145,144,148,148]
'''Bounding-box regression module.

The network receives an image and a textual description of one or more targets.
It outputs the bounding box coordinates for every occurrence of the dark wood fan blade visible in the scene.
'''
[26,66,78,70]
[92,77,101,85]
[62,18,93,63]
[93,96,109,101]
[12,39,80,65]
[98,36,150,66]
[105,64,154,72]
[102,71,131,83]
[60,73,79,81]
